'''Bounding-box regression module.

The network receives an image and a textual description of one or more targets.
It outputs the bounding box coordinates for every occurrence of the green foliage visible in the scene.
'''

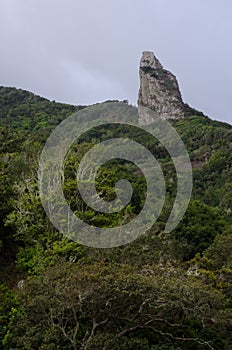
[0,86,86,134]
[204,226,232,269]
[0,284,18,346]
[0,88,232,349]
[174,200,225,259]
[4,263,231,350]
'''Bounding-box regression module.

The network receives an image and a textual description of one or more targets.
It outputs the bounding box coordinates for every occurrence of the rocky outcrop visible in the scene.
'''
[138,51,185,123]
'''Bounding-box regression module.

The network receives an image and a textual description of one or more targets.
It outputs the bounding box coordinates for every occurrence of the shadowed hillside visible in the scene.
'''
[0,87,232,349]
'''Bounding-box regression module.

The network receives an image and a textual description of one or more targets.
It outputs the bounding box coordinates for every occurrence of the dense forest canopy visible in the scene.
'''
[0,87,232,349]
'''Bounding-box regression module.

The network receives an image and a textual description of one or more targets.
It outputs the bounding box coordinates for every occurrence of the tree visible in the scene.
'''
[174,200,225,260]
[4,262,231,349]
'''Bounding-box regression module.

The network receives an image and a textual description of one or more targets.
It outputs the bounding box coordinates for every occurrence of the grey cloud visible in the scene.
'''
[0,0,231,123]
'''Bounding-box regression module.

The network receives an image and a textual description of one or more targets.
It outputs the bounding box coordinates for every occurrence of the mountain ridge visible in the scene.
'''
[0,78,232,349]
[0,85,231,131]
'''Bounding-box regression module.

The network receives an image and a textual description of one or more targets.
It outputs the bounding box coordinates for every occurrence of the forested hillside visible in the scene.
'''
[0,87,232,349]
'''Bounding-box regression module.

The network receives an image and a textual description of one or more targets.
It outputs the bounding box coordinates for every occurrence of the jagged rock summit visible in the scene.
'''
[138,51,186,123]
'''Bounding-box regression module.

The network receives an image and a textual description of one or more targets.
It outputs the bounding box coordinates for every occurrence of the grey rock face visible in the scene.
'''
[138,51,185,123]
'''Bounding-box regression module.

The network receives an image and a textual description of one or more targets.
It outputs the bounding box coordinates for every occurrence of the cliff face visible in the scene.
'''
[138,51,185,123]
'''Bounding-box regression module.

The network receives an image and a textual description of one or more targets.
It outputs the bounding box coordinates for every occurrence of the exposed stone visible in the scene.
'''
[138,51,185,123]
[17,280,25,288]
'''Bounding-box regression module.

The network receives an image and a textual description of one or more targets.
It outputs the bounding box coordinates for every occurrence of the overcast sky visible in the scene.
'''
[0,0,231,124]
